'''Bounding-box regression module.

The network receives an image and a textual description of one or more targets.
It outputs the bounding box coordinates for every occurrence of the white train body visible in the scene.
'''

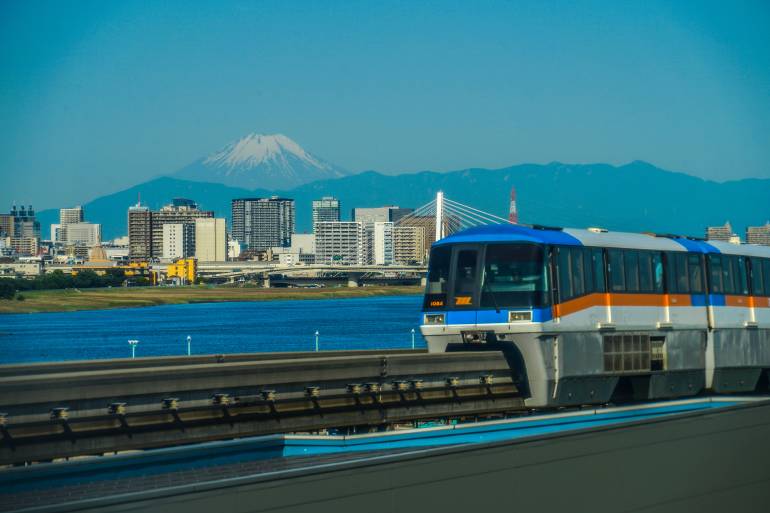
[420,225,770,408]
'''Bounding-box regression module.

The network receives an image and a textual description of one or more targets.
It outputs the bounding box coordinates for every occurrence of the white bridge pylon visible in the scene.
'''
[394,191,514,242]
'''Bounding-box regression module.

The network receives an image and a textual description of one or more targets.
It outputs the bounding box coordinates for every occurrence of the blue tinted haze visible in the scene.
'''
[1,0,769,208]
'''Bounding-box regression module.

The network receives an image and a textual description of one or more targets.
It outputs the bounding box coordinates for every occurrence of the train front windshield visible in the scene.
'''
[423,243,550,310]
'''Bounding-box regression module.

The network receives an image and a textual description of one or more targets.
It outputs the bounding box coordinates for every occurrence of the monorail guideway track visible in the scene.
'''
[0,350,522,465]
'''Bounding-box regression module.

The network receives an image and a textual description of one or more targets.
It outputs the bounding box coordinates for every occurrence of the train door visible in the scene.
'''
[448,245,482,326]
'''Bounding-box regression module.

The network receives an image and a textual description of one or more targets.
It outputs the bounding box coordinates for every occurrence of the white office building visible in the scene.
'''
[64,222,101,247]
[194,218,227,262]
[373,222,394,265]
[50,223,62,243]
[162,223,195,260]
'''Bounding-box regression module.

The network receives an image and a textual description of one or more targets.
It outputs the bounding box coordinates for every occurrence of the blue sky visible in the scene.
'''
[1,0,769,209]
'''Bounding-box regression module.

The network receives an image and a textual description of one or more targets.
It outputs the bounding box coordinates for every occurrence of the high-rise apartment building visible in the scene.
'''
[312,197,340,228]
[151,200,213,258]
[394,225,426,264]
[373,222,394,265]
[231,197,295,251]
[194,218,227,262]
[706,222,735,242]
[314,221,364,265]
[128,204,152,259]
[746,222,770,246]
[128,199,213,259]
[162,223,195,260]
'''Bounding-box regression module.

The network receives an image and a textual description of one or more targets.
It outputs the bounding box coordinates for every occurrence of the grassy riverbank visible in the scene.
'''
[0,285,423,314]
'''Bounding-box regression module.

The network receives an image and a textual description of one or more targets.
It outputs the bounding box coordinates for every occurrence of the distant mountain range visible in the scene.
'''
[173,133,347,190]
[37,160,770,241]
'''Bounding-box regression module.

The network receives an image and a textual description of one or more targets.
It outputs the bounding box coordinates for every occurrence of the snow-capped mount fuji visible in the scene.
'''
[174,133,347,190]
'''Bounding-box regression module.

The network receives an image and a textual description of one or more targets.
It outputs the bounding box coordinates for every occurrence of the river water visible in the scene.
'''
[0,295,425,364]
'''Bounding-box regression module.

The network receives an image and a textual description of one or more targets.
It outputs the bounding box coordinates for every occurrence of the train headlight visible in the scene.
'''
[424,313,446,325]
[508,311,532,322]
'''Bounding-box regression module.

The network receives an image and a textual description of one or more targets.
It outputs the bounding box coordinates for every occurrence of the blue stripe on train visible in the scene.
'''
[707,294,726,306]
[445,307,553,325]
[446,310,477,325]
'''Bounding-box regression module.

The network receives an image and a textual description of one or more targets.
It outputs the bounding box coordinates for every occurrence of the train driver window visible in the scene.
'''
[423,245,451,309]
[453,249,478,306]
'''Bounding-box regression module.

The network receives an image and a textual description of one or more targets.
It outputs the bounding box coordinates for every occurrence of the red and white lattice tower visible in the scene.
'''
[508,187,518,224]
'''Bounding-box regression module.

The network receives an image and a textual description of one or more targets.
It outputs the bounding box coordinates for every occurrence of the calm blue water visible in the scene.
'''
[0,295,425,364]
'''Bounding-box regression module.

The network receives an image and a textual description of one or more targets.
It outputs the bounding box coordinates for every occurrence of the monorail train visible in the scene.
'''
[420,224,770,408]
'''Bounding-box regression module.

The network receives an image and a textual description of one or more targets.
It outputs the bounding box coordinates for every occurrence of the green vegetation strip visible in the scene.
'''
[0,285,423,314]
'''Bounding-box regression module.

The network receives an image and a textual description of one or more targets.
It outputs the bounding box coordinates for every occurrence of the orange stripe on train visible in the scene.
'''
[552,293,770,318]
[553,293,692,318]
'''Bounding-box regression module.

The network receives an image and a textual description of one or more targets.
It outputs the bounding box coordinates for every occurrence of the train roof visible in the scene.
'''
[434,224,770,257]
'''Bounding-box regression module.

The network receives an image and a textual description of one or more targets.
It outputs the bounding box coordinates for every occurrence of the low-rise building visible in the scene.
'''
[0,261,42,277]
[167,258,197,284]
[706,222,735,242]
[746,222,770,246]
[5,237,39,256]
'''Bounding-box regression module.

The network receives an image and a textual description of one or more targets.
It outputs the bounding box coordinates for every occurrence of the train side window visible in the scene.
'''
[571,247,586,297]
[675,253,689,293]
[762,258,770,296]
[664,252,678,293]
[557,247,573,301]
[652,252,664,293]
[688,254,704,294]
[709,255,724,294]
[608,249,625,292]
[583,248,594,294]
[591,248,606,293]
[638,252,653,292]
[722,256,736,295]
[624,250,640,292]
[749,258,764,296]
[736,256,746,294]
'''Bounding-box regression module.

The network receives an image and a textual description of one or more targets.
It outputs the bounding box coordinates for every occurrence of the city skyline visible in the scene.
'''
[2,1,770,209]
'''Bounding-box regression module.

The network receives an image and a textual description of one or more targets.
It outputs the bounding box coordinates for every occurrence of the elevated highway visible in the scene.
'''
[195,263,427,286]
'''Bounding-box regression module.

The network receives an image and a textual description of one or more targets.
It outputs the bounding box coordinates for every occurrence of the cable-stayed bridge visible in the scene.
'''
[196,192,513,283]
